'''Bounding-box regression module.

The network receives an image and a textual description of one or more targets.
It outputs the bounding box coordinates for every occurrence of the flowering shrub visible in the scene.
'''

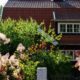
[0,53,24,80]
[0,18,38,53]
[0,18,62,53]
[0,33,39,80]
[0,18,72,80]
[0,33,23,80]
[27,44,72,80]
[74,51,80,71]
[0,33,10,45]
[16,43,39,80]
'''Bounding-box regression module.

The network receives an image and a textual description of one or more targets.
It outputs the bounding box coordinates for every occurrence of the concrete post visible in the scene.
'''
[37,67,47,80]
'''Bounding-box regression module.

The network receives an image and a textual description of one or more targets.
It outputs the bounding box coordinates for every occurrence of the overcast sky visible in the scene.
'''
[0,0,8,6]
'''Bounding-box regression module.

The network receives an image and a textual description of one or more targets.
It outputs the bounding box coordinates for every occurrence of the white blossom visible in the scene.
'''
[0,33,10,44]
[16,43,25,53]
[13,68,21,79]
[9,55,19,67]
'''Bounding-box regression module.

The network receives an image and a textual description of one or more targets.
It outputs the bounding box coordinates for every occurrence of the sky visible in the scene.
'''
[0,0,8,6]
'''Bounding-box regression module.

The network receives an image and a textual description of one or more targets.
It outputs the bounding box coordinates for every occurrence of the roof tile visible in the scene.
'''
[5,0,80,8]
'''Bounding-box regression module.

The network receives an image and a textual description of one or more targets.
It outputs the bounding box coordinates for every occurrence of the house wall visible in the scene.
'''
[2,8,53,27]
[3,7,80,26]
[53,8,80,14]
[53,8,80,48]
[2,7,80,48]
[55,21,80,47]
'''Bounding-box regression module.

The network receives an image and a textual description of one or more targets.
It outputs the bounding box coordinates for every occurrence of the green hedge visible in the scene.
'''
[0,18,39,53]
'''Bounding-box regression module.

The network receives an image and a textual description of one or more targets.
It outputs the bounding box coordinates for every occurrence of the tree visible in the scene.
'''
[0,18,62,53]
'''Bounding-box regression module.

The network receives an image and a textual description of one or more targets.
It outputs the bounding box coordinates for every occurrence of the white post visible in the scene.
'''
[37,67,47,80]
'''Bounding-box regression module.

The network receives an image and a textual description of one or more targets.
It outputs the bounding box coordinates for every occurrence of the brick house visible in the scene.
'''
[1,0,80,60]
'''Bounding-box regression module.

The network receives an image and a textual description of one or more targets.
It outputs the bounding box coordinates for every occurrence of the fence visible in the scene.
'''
[53,75,80,80]
[37,67,47,80]
[37,67,80,80]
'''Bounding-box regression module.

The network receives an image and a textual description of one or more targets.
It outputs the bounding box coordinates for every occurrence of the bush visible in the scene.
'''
[20,60,39,80]
[29,49,72,80]
[0,18,62,53]
[0,36,39,80]
[0,18,72,80]
[0,18,38,53]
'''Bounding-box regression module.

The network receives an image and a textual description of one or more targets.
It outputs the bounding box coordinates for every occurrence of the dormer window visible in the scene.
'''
[58,23,80,34]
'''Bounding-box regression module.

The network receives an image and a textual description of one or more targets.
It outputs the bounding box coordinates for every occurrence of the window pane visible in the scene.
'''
[59,23,80,33]
[74,24,80,32]
[60,24,66,33]
[67,24,73,32]
[62,50,74,60]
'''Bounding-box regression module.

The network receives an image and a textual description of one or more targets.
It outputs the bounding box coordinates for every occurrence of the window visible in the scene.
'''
[61,50,80,61]
[74,24,80,33]
[60,24,66,33]
[58,23,80,33]
[67,24,73,33]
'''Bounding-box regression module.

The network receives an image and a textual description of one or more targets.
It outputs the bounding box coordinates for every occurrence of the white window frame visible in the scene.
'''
[58,23,80,34]
[61,50,80,61]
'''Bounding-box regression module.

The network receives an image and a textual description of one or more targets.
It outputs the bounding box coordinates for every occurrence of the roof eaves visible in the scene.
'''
[61,43,80,45]
[54,19,80,22]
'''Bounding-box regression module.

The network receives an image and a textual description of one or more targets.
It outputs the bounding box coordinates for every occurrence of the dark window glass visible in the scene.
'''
[67,24,72,32]
[60,24,66,33]
[74,24,79,32]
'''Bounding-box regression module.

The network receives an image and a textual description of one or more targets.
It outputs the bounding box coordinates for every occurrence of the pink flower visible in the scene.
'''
[0,53,9,66]
[74,56,80,71]
[4,38,10,44]
[0,53,9,74]
[19,53,26,61]
[13,69,21,78]
[16,43,25,53]
[1,53,9,63]
[0,33,7,41]
[0,33,10,44]
[9,55,19,67]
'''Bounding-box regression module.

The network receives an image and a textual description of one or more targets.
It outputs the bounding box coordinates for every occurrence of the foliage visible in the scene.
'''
[0,18,73,80]
[0,18,38,53]
[20,60,39,80]
[0,18,62,53]
[0,35,39,80]
[0,33,23,80]
[37,23,62,44]
[28,47,72,80]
